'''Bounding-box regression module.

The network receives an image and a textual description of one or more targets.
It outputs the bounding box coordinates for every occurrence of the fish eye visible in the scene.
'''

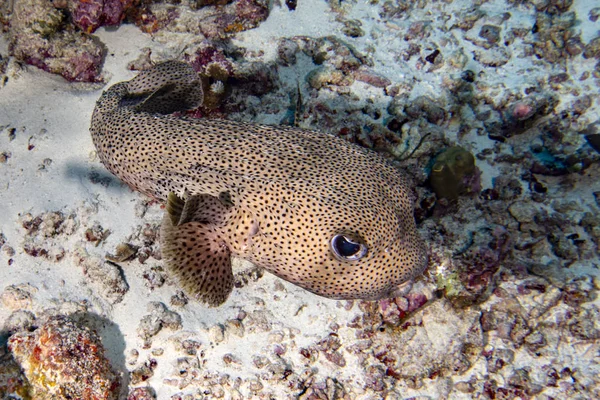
[330,234,368,261]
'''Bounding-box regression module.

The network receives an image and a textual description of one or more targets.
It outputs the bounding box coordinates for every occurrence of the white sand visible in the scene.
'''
[1,0,599,398]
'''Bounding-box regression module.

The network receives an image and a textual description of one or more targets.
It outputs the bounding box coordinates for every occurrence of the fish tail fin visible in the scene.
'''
[123,61,204,115]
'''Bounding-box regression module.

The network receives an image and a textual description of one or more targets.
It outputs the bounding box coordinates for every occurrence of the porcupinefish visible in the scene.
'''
[90,61,427,306]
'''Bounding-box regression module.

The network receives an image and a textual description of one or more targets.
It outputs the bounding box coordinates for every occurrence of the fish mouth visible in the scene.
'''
[383,280,414,299]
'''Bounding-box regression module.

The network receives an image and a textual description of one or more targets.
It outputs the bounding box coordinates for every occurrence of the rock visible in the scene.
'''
[8,315,120,399]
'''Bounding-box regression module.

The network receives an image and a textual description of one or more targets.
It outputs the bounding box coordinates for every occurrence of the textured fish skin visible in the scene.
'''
[90,61,427,305]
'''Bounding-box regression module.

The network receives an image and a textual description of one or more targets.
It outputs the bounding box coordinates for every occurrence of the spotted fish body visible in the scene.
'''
[90,61,427,306]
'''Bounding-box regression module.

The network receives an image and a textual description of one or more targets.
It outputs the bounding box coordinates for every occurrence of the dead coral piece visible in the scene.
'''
[0,284,38,311]
[354,68,391,88]
[315,333,346,367]
[142,266,166,290]
[152,0,269,38]
[8,315,121,399]
[379,293,428,326]
[307,66,347,89]
[84,223,111,246]
[130,359,158,385]
[370,300,482,381]
[72,248,129,304]
[18,210,77,262]
[405,95,447,125]
[473,46,510,67]
[9,0,105,82]
[187,45,233,81]
[106,242,138,262]
[20,211,77,238]
[137,302,182,342]
[340,19,365,38]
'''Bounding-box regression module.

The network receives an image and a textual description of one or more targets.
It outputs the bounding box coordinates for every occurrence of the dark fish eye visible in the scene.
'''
[330,234,368,261]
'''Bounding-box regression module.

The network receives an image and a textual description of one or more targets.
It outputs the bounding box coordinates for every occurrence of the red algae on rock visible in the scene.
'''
[8,315,121,399]
[67,0,136,34]
[9,0,105,82]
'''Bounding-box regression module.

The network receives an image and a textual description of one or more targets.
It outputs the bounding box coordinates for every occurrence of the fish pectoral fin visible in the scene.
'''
[160,214,233,307]
[167,192,232,226]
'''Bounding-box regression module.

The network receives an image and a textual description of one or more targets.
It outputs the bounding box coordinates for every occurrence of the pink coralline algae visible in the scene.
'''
[69,0,135,33]
[187,45,234,80]
[379,293,429,326]
[8,315,121,399]
[9,0,105,82]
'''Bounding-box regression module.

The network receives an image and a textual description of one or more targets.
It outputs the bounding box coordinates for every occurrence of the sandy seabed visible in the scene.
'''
[1,0,600,399]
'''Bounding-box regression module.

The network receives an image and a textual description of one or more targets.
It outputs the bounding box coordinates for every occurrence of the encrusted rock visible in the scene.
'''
[508,201,541,223]
[9,0,105,82]
[8,315,120,399]
[307,66,347,89]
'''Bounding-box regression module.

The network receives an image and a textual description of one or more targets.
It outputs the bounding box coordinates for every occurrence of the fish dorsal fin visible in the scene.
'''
[124,61,204,115]
[166,192,232,226]
[160,212,233,307]
[135,82,202,114]
[166,192,186,226]
[133,81,203,115]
